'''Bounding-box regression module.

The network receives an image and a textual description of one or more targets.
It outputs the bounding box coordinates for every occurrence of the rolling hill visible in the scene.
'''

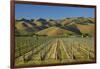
[15,17,95,36]
[75,24,95,36]
[36,27,75,36]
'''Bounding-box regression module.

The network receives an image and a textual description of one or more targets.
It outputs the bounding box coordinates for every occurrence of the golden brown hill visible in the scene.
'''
[15,21,33,30]
[75,24,95,35]
[36,27,74,36]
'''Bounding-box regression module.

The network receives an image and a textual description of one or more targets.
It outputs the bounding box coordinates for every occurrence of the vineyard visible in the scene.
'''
[15,36,95,66]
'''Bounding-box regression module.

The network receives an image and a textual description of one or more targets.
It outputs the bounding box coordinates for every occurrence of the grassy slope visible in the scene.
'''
[36,26,75,36]
[15,18,95,36]
[75,24,95,35]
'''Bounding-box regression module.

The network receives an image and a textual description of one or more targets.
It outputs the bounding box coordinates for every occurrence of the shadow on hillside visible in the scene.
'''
[60,25,82,35]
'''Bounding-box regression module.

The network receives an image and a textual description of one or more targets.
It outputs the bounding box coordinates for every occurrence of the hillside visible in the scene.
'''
[75,24,95,36]
[15,17,95,36]
[36,27,75,36]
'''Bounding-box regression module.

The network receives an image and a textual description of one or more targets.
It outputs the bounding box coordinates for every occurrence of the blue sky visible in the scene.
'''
[15,4,95,20]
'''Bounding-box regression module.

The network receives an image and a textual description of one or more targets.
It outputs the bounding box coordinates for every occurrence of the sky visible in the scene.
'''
[15,3,95,20]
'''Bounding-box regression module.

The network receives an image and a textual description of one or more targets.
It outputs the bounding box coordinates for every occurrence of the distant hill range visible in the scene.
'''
[15,17,95,37]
